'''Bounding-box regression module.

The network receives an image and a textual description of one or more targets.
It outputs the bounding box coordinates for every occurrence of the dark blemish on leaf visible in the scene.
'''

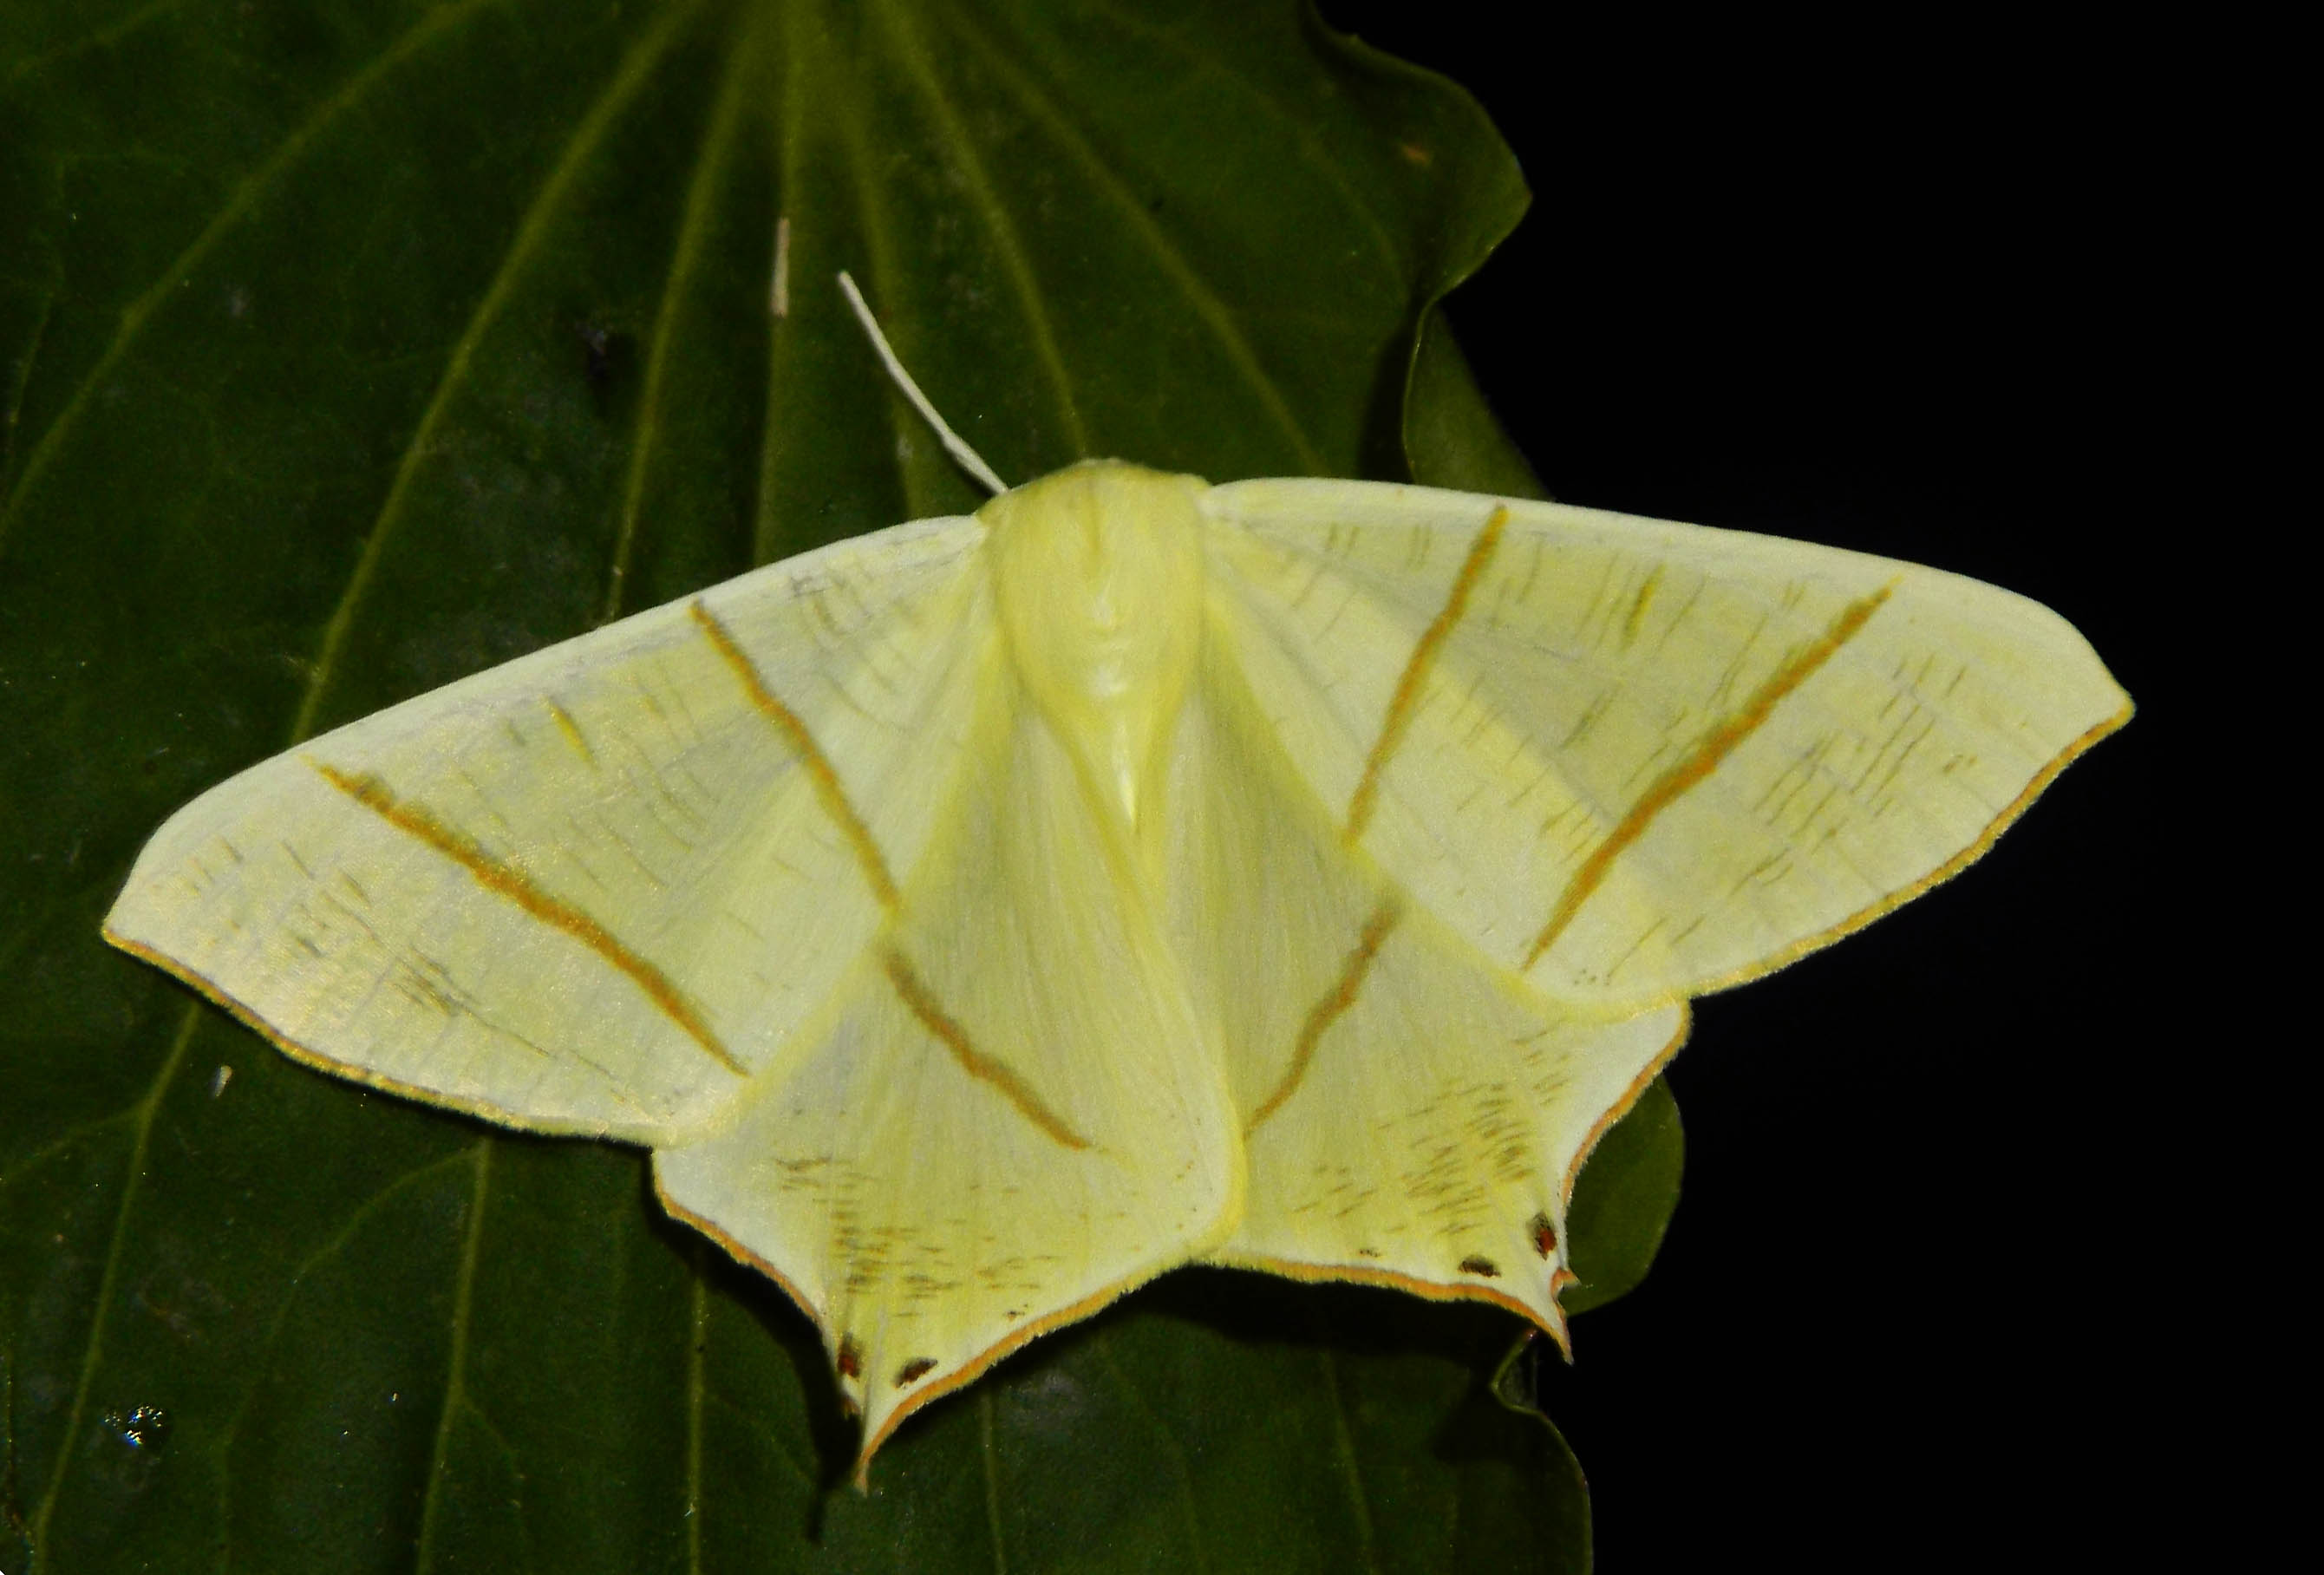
[895,1357,937,1387]
[837,1336,862,1380]
[1459,1255,1500,1278]
[574,319,636,410]
[1531,1212,1558,1258]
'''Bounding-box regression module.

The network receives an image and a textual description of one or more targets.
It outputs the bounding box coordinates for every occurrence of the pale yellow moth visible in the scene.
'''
[102,278,2130,1480]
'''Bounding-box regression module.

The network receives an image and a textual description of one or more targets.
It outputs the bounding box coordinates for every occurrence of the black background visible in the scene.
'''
[1318,5,2169,1568]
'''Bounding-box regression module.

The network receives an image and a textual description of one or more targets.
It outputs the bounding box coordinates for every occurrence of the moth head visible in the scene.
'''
[982,460,1209,839]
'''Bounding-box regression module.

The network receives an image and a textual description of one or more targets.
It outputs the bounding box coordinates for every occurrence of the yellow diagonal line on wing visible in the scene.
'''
[880,946,1092,1151]
[312,761,744,1075]
[1246,897,1403,1134]
[690,600,900,909]
[1345,505,1508,842]
[1524,585,1894,971]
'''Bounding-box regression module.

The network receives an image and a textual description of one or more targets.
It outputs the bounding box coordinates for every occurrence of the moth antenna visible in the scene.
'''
[836,271,1009,497]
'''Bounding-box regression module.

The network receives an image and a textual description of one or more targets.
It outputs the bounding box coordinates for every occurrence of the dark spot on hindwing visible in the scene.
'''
[895,1356,937,1387]
[1459,1255,1500,1278]
[837,1336,862,1380]
[1531,1212,1558,1258]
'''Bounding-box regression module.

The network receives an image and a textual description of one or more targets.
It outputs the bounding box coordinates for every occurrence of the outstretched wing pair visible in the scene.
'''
[104,468,2129,1473]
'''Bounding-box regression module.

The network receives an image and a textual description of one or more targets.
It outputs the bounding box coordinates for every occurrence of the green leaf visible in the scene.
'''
[1558,1077,1683,1319]
[0,2,1677,1567]
[1402,305,1546,503]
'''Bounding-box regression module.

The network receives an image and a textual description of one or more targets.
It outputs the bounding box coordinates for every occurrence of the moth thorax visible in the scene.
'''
[983,460,1209,837]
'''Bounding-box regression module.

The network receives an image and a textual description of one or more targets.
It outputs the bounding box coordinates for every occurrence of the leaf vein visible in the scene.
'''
[209,1141,486,1525]
[25,1000,199,1555]
[685,1261,707,1575]
[606,8,761,624]
[291,0,706,743]
[0,1108,135,1192]
[415,1140,494,1573]
[977,1389,1010,1575]
[1083,1,1405,283]
[0,0,499,558]
[830,38,964,521]
[0,0,190,97]
[880,0,1089,458]
[1318,1349,1383,1575]
[1094,1341,1211,1575]
[935,0,1327,473]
